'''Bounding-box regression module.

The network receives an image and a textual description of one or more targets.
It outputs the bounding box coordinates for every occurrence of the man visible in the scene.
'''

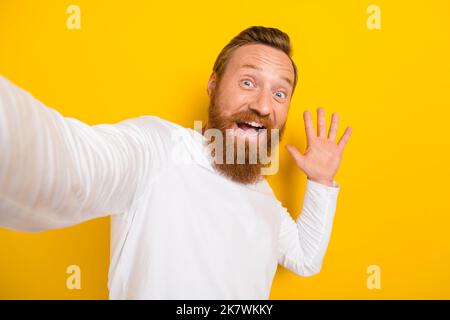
[0,26,352,299]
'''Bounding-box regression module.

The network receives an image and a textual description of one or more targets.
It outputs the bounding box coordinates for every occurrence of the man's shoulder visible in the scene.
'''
[122,115,193,142]
[131,115,186,132]
[128,115,205,163]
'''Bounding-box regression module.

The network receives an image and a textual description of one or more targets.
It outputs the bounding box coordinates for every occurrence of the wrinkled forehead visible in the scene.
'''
[226,43,295,87]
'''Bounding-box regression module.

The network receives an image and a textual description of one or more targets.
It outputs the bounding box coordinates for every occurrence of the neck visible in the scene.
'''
[202,123,209,136]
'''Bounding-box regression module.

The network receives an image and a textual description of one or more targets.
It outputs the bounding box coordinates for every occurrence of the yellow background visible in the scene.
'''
[1,0,449,299]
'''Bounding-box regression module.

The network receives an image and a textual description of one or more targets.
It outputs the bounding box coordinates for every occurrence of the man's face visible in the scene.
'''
[205,43,295,184]
[208,43,294,134]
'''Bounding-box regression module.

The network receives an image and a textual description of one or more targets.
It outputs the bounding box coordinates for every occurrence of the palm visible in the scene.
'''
[286,107,352,186]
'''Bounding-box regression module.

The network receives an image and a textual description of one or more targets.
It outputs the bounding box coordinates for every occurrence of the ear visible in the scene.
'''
[207,72,217,98]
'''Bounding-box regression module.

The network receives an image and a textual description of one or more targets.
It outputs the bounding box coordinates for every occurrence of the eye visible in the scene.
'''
[241,79,255,88]
[274,91,287,99]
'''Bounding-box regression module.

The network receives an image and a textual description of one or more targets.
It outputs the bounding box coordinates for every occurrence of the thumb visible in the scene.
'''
[286,144,306,171]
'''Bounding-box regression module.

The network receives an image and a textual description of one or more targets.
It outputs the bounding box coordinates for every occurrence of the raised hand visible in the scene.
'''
[286,107,352,187]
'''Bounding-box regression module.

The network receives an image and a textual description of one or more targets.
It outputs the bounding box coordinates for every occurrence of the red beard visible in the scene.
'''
[204,89,286,184]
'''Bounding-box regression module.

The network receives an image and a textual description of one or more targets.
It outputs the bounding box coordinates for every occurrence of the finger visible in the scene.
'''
[317,107,326,138]
[286,144,306,171]
[303,110,315,145]
[337,126,352,150]
[328,112,338,141]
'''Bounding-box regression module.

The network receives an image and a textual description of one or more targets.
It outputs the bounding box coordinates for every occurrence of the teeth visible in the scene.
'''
[244,121,264,128]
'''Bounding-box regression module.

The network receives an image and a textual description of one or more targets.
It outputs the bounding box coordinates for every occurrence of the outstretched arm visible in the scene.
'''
[0,76,156,232]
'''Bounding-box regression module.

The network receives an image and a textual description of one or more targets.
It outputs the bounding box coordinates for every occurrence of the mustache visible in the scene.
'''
[224,110,274,130]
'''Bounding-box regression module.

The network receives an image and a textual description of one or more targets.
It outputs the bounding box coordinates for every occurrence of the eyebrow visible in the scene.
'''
[239,63,294,88]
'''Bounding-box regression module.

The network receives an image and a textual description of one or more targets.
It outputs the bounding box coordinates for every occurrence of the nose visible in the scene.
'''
[248,89,272,118]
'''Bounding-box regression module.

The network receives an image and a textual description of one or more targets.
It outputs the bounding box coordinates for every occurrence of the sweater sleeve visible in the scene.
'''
[277,178,340,277]
[0,76,163,232]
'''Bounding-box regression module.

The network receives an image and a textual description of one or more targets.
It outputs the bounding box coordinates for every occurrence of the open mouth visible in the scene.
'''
[235,121,266,133]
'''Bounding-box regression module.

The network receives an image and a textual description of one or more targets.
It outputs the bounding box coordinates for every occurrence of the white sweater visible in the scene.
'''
[0,76,340,299]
